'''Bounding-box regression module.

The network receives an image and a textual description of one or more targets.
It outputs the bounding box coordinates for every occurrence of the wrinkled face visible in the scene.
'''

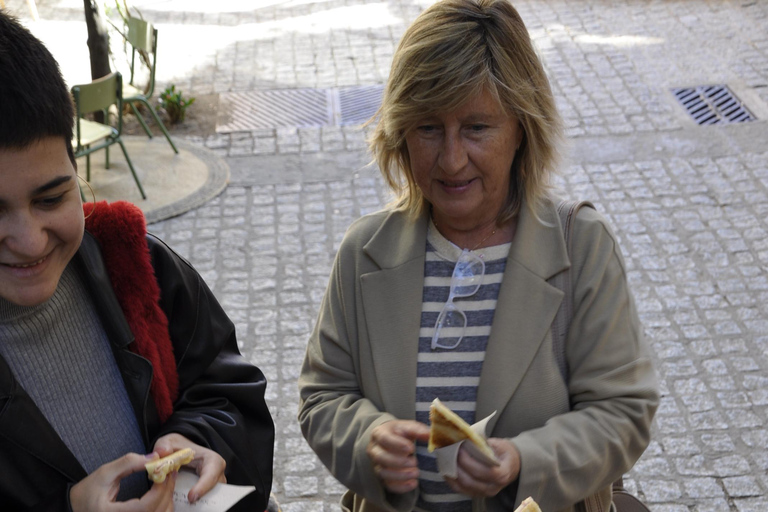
[0,137,84,306]
[405,88,523,232]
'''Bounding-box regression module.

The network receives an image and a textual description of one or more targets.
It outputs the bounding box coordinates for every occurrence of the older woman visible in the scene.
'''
[298,0,658,511]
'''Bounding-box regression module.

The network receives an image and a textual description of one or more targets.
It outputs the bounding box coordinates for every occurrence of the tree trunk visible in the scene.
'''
[83,0,111,81]
[83,0,111,122]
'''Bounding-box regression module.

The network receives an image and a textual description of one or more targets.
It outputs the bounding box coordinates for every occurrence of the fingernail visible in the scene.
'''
[145,452,158,459]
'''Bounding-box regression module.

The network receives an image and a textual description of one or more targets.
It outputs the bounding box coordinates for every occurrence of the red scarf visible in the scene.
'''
[83,201,178,423]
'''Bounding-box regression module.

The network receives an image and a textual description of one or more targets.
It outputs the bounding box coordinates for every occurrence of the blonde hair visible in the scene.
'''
[369,0,562,222]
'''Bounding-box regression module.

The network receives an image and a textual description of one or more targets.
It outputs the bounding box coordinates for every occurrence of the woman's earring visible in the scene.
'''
[77,174,97,219]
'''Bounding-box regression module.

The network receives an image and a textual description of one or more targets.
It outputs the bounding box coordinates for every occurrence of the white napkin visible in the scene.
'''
[433,410,499,478]
[171,470,255,511]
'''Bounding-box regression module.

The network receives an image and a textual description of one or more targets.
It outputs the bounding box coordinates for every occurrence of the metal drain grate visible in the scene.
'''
[338,85,384,126]
[217,89,333,132]
[217,85,384,132]
[672,85,755,125]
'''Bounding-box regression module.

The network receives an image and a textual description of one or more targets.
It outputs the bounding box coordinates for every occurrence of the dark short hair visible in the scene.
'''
[0,11,75,164]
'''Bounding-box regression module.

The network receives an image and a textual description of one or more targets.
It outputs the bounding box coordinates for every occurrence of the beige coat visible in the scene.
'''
[298,199,658,512]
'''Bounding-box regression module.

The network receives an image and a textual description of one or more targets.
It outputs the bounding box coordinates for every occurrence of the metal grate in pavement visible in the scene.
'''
[216,89,333,132]
[672,85,755,125]
[217,85,384,132]
[338,85,384,126]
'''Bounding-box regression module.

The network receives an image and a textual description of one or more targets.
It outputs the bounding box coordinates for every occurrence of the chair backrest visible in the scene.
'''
[127,17,153,53]
[126,18,158,96]
[72,72,121,115]
[71,72,124,140]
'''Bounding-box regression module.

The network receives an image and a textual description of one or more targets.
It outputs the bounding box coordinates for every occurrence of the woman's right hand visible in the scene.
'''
[69,453,176,512]
[367,420,430,494]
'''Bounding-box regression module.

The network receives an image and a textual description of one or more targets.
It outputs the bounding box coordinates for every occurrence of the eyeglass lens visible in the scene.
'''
[432,250,486,350]
[451,251,484,297]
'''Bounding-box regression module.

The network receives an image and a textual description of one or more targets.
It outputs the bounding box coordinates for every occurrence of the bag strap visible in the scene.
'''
[551,200,650,512]
[550,200,594,383]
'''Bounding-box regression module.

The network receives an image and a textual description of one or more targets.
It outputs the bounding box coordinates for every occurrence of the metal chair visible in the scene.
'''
[123,17,178,154]
[71,72,146,199]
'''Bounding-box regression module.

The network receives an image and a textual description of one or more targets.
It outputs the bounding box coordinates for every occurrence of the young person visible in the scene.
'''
[0,11,274,511]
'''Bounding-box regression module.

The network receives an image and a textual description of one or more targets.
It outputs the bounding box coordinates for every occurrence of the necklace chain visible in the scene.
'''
[433,218,497,251]
[469,227,497,251]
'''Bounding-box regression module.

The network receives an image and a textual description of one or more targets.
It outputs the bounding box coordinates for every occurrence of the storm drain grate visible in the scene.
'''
[216,88,333,132]
[338,85,384,126]
[217,85,384,132]
[672,85,755,125]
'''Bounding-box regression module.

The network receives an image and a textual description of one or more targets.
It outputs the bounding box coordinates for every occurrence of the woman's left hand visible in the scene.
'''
[446,438,521,497]
[152,433,227,504]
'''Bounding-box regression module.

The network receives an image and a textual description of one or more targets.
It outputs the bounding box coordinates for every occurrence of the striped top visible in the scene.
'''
[415,221,510,512]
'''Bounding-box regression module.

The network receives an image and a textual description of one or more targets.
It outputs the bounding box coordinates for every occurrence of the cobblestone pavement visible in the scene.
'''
[7,0,768,510]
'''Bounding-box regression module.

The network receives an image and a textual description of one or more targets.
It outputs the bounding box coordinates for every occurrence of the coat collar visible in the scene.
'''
[77,233,135,348]
[363,200,568,277]
[359,200,571,425]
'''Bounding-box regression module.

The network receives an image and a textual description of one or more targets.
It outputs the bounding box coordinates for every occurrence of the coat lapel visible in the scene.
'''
[360,211,428,420]
[476,201,570,428]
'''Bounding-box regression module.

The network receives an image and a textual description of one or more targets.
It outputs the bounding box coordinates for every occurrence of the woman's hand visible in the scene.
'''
[69,453,175,512]
[152,433,227,504]
[446,438,521,497]
[367,420,430,494]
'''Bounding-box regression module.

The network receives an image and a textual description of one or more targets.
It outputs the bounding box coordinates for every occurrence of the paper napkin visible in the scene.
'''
[433,410,499,478]
[172,470,255,511]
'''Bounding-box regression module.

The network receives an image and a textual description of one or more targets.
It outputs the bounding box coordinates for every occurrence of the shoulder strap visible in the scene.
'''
[551,201,650,512]
[550,199,594,383]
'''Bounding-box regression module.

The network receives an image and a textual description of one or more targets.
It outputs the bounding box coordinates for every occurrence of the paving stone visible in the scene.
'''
[641,479,683,502]
[684,477,725,499]
[694,498,731,512]
[724,476,763,498]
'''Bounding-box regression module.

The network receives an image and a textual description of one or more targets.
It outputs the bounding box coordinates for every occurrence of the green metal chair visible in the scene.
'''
[71,72,146,199]
[124,17,179,154]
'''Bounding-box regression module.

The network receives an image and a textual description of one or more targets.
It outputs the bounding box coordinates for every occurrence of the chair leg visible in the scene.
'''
[130,101,154,139]
[86,153,91,181]
[117,139,146,199]
[105,145,110,169]
[141,98,179,154]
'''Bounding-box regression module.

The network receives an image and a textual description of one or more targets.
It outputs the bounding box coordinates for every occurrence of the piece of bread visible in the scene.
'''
[145,448,195,483]
[514,497,542,512]
[428,398,496,462]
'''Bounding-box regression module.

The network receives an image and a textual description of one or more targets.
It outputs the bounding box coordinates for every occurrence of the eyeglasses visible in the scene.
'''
[431,249,486,350]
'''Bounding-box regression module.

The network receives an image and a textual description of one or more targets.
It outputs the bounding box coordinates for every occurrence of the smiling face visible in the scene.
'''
[0,137,84,306]
[405,88,523,237]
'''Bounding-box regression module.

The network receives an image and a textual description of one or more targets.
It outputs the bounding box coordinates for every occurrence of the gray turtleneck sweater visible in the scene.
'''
[0,262,148,499]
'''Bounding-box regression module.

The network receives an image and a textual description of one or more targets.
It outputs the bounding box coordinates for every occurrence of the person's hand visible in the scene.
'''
[152,433,227,504]
[69,453,175,512]
[446,438,521,497]
[367,420,430,494]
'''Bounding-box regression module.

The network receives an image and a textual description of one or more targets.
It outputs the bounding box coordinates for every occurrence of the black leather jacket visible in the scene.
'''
[0,232,275,511]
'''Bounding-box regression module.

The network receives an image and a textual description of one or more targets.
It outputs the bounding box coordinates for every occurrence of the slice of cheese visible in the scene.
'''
[514,497,542,512]
[145,448,195,483]
[428,398,496,462]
